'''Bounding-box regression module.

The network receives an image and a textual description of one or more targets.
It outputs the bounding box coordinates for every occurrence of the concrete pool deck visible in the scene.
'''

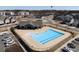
[13,25,72,51]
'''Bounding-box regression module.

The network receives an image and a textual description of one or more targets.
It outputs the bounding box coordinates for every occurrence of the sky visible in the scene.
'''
[0,6,79,10]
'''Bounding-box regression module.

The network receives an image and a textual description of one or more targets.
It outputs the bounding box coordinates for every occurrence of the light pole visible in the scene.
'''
[50,0,53,8]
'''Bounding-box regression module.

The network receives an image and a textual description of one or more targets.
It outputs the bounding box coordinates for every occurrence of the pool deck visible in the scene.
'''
[13,25,72,51]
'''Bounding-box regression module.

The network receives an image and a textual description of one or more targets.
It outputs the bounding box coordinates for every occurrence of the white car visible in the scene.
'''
[0,20,4,25]
[11,17,16,23]
[11,19,16,23]
[5,19,10,24]
[4,17,11,24]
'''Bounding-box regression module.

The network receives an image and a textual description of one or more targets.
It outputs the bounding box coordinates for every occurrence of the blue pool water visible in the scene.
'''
[31,28,64,44]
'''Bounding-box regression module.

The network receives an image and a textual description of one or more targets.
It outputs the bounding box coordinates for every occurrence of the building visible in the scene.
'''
[0,11,15,16]
[18,11,29,16]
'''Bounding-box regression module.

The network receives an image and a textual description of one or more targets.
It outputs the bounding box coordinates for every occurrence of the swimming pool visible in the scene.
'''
[31,28,64,44]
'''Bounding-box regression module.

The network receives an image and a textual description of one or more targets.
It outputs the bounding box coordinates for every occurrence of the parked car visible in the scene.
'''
[0,20,4,25]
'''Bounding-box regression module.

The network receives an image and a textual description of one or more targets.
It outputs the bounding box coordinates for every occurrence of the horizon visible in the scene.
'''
[0,6,79,10]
